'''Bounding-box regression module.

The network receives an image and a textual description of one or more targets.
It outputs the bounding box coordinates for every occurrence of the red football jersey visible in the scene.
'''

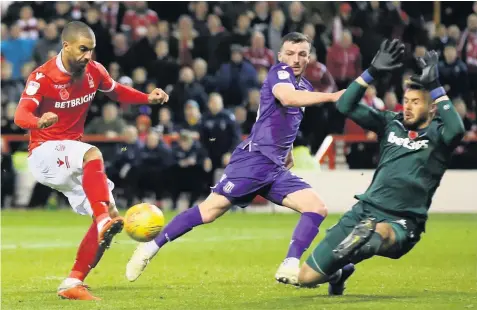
[20,52,116,151]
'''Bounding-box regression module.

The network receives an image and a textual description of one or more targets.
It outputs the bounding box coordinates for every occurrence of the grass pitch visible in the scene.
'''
[1,210,476,310]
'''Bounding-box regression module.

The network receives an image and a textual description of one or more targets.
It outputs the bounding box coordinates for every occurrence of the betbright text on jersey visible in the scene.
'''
[20,52,117,151]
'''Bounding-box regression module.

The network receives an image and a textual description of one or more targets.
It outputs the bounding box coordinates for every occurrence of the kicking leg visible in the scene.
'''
[82,147,123,248]
[126,193,231,281]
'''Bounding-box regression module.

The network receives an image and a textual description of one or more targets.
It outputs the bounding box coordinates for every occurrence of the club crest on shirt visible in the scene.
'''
[59,88,70,100]
[87,73,94,88]
[26,81,40,95]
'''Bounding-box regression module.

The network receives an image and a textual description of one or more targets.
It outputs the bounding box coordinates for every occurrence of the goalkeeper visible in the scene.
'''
[298,39,465,295]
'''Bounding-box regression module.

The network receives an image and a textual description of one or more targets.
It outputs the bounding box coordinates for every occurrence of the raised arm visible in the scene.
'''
[336,39,405,133]
[410,51,465,147]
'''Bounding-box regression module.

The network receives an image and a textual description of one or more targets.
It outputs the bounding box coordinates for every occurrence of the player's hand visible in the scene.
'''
[369,39,405,77]
[148,88,169,105]
[37,112,58,129]
[410,50,440,90]
[330,89,346,102]
[222,153,231,167]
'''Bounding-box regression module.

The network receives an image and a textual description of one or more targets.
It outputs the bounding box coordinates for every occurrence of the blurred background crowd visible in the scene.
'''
[1,1,476,210]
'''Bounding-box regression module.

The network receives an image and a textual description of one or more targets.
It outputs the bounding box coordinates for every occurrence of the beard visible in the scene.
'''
[403,114,429,130]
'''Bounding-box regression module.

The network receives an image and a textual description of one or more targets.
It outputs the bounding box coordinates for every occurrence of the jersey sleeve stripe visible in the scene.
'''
[271,82,295,93]
[20,97,40,105]
[98,80,116,93]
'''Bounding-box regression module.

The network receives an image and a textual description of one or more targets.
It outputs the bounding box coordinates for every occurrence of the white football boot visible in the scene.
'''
[275,257,300,286]
[126,241,159,282]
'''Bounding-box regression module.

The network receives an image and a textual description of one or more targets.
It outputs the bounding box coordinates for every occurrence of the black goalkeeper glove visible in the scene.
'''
[410,50,441,90]
[362,39,405,83]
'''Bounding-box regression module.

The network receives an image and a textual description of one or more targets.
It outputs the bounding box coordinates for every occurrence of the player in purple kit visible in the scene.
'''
[126,32,344,285]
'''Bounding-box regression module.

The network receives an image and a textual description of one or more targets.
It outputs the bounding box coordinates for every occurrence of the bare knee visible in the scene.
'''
[198,193,231,223]
[283,189,327,216]
[298,263,327,287]
[83,147,103,165]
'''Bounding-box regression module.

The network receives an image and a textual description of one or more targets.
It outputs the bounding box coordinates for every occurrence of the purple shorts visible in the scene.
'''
[212,148,311,207]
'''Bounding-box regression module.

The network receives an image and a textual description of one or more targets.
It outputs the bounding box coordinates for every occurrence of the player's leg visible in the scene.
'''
[265,171,327,285]
[82,147,124,248]
[126,192,232,281]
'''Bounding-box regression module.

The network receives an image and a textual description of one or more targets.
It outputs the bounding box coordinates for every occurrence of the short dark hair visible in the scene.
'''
[281,32,311,50]
[61,21,94,43]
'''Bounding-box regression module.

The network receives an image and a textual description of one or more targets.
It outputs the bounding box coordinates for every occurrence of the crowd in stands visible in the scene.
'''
[1,1,477,208]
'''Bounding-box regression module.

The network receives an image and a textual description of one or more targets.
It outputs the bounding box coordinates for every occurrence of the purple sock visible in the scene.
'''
[286,212,325,259]
[154,205,204,248]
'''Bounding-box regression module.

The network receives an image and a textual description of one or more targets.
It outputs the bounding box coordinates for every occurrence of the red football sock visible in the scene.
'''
[69,221,102,282]
[83,159,109,218]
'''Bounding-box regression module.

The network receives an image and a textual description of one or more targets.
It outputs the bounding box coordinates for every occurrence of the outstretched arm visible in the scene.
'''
[336,39,405,133]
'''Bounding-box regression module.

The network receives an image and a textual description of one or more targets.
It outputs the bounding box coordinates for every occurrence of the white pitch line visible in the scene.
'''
[1,235,286,250]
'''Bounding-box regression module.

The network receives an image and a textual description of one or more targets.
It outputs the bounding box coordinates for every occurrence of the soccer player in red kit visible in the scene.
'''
[13,21,168,300]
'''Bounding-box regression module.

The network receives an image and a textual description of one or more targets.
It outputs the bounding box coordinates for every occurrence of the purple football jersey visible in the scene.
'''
[238,62,314,166]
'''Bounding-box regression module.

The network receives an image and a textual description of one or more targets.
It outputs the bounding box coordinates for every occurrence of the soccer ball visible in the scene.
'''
[124,203,165,242]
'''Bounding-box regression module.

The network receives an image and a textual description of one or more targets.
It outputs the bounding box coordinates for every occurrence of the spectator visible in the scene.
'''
[229,13,252,50]
[302,22,327,64]
[191,1,209,36]
[173,15,200,66]
[243,31,275,71]
[136,114,152,143]
[148,39,180,89]
[170,130,212,210]
[192,57,217,94]
[1,62,23,105]
[168,66,208,123]
[200,93,241,173]
[305,48,337,93]
[154,106,179,135]
[107,125,143,206]
[449,98,477,169]
[267,9,286,56]
[32,23,61,65]
[383,91,403,112]
[109,62,122,81]
[132,67,148,93]
[405,44,427,75]
[257,67,268,85]
[83,5,113,67]
[361,85,385,110]
[326,29,361,90]
[1,24,36,80]
[430,24,454,57]
[285,1,306,35]
[458,14,477,111]
[52,2,74,31]
[332,2,355,44]
[85,103,127,136]
[245,88,260,124]
[137,130,175,203]
[2,102,24,134]
[1,138,15,208]
[251,1,270,34]
[129,23,161,69]
[180,100,202,139]
[234,106,249,135]
[448,24,461,43]
[121,1,159,42]
[17,5,39,40]
[100,1,125,34]
[217,44,258,108]
[157,20,179,58]
[20,61,37,83]
[439,43,469,101]
[194,14,228,73]
[112,33,133,72]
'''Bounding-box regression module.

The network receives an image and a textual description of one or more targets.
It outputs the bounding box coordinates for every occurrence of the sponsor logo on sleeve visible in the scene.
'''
[277,70,290,80]
[25,81,40,95]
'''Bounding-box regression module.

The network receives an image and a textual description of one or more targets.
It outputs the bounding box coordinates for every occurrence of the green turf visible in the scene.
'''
[1,210,476,310]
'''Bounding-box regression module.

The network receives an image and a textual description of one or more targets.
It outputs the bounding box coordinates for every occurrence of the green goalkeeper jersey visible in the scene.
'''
[336,81,465,222]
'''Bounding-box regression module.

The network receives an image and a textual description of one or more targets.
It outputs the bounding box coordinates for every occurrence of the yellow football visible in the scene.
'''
[124,203,165,242]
